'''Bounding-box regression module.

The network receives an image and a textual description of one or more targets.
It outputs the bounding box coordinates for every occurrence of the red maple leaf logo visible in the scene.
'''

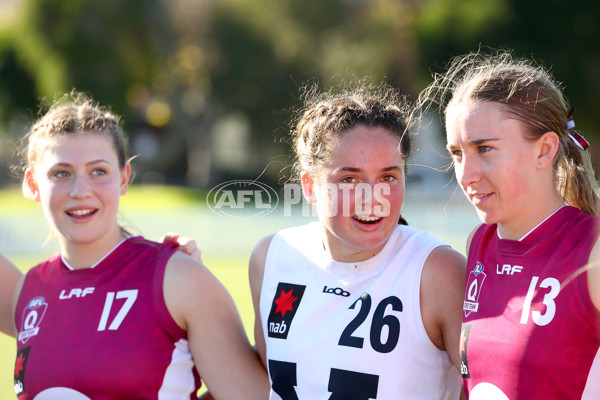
[15,353,26,377]
[274,289,298,317]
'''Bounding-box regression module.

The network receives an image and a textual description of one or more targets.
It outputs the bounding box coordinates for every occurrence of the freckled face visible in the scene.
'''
[308,125,405,262]
[27,132,129,250]
[445,101,542,229]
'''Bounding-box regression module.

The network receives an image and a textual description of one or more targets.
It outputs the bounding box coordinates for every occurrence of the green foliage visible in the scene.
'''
[3,0,597,187]
[0,33,37,125]
[14,0,174,113]
[414,0,600,141]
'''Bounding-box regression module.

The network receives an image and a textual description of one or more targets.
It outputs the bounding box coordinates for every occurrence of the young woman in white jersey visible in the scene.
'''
[249,82,467,399]
[420,50,600,399]
[11,93,269,399]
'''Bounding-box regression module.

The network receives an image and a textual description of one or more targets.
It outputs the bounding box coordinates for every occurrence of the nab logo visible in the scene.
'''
[497,264,523,275]
[459,324,471,378]
[267,282,306,339]
[464,261,487,317]
[14,347,30,396]
[206,180,279,219]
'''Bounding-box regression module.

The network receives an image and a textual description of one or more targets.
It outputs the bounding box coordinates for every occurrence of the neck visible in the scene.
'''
[320,228,384,263]
[498,195,565,240]
[60,227,126,269]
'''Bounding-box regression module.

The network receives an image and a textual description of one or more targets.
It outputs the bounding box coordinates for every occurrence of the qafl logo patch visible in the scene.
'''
[18,296,48,344]
[464,261,487,317]
[267,282,306,339]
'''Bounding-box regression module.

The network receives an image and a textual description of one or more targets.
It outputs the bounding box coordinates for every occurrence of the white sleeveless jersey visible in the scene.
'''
[260,222,461,400]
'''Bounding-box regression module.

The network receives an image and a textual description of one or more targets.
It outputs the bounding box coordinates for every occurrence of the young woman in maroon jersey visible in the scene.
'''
[421,50,600,399]
[11,93,269,399]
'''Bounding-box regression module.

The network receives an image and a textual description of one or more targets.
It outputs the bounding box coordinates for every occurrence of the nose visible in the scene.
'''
[355,183,372,214]
[69,175,92,199]
[456,153,481,189]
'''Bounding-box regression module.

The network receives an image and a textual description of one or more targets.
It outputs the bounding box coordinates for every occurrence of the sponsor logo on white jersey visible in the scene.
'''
[267,282,306,339]
[322,286,351,297]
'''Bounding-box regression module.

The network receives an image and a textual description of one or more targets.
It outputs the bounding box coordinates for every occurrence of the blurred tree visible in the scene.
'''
[414,0,600,150]
[13,0,174,112]
[0,0,420,187]
[0,34,37,126]
[191,0,420,184]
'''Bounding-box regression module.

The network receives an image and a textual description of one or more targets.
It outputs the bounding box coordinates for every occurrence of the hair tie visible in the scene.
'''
[565,107,589,151]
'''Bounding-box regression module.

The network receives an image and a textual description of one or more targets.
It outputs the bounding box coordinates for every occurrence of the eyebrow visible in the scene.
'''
[446,138,500,151]
[52,159,112,168]
[334,166,402,173]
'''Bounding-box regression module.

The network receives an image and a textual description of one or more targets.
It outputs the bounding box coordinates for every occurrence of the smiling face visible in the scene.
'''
[445,101,562,238]
[303,124,405,262]
[25,132,130,253]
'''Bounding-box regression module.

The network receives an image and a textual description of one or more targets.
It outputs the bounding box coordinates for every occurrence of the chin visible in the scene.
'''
[475,210,498,225]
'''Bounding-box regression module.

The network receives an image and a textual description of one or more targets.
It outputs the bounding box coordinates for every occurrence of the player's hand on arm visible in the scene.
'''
[249,234,275,369]
[164,253,269,399]
[0,255,24,337]
[160,233,203,262]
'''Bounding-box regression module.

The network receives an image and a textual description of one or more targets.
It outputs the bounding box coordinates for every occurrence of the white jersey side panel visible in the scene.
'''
[260,222,461,400]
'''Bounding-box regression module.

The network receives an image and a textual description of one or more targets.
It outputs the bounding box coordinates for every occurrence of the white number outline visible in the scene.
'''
[98,290,138,331]
[520,276,560,326]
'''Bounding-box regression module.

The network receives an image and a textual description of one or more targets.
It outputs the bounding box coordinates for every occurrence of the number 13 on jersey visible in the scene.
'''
[520,276,559,326]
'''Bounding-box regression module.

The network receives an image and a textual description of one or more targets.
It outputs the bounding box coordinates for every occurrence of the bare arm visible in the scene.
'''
[464,225,482,257]
[587,237,600,312]
[420,246,467,371]
[0,255,24,337]
[248,234,275,370]
[164,252,269,399]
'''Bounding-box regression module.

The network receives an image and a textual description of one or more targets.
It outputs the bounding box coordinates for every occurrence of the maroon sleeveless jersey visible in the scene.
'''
[460,206,600,399]
[14,236,201,399]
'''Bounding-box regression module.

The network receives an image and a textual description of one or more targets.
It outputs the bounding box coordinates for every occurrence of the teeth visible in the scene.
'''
[355,215,380,222]
[69,209,94,216]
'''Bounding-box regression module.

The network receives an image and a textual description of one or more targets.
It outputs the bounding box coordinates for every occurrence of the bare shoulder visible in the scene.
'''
[465,224,483,255]
[163,252,228,330]
[421,245,467,309]
[0,254,22,279]
[249,233,275,292]
[587,236,600,311]
[423,245,467,284]
[165,252,217,291]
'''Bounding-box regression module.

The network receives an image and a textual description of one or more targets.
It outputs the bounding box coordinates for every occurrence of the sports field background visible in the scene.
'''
[0,184,478,397]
